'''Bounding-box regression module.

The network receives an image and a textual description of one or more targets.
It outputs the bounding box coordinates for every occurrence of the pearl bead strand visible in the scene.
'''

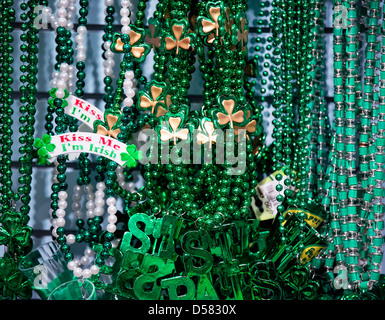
[120,0,138,109]
[50,180,118,279]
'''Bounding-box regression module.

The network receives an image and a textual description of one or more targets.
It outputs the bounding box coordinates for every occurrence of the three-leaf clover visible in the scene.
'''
[146,18,162,50]
[231,13,249,52]
[164,19,194,54]
[196,118,217,148]
[196,1,227,45]
[158,113,190,145]
[211,96,245,129]
[137,80,169,117]
[33,134,56,165]
[120,144,143,168]
[94,111,122,139]
[111,25,151,63]
[0,210,32,255]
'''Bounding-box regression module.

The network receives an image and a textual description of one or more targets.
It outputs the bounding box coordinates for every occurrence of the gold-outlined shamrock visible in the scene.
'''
[213,96,245,129]
[231,13,248,52]
[111,25,151,63]
[164,19,194,54]
[93,110,122,139]
[196,1,227,45]
[234,119,257,141]
[137,81,169,117]
[145,18,162,50]
[196,118,217,149]
[158,113,190,145]
[224,7,234,36]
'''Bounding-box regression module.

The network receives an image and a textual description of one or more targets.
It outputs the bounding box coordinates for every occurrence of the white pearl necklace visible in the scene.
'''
[47,0,78,97]
[51,62,75,98]
[75,25,87,65]
[50,176,118,279]
[119,0,139,109]
[48,0,76,30]
[103,41,115,78]
[120,0,132,35]
[116,165,136,192]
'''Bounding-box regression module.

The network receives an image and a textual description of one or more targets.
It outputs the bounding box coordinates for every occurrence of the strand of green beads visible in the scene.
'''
[355,0,379,287]
[270,0,293,254]
[294,0,316,253]
[334,0,350,286]
[0,1,16,212]
[17,0,40,217]
[308,0,326,200]
[103,2,115,110]
[356,2,370,270]
[310,0,330,275]
[279,0,296,202]
[365,6,385,288]
[131,0,149,88]
[134,0,148,28]
[321,0,347,285]
[152,0,168,84]
[341,0,362,288]
[74,0,91,189]
[152,2,166,83]
[359,0,382,289]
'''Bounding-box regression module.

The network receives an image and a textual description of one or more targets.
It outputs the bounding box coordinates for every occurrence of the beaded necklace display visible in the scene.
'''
[1,0,41,238]
[2,0,385,301]
[319,0,385,293]
[46,0,119,280]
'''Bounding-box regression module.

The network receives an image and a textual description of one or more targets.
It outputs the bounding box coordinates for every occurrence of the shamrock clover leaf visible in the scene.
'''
[33,134,56,165]
[120,144,143,168]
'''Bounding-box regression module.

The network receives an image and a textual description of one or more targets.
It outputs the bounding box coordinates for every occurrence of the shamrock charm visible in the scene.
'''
[231,13,248,52]
[158,113,190,145]
[196,1,227,45]
[111,25,151,63]
[48,87,70,109]
[94,111,122,139]
[234,119,257,141]
[164,19,194,54]
[0,210,32,255]
[224,7,234,36]
[137,81,169,117]
[196,118,217,148]
[0,257,32,300]
[283,265,319,300]
[33,134,56,165]
[120,144,143,168]
[146,18,162,50]
[212,96,245,129]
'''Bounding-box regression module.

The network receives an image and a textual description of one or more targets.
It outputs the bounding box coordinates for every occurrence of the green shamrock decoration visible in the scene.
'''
[282,265,319,300]
[209,95,246,129]
[0,210,32,255]
[146,17,162,50]
[137,80,169,117]
[157,111,191,146]
[0,257,32,300]
[93,110,122,139]
[120,144,143,168]
[48,87,70,109]
[196,1,227,45]
[231,12,249,52]
[111,25,151,63]
[163,18,195,54]
[33,134,56,165]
